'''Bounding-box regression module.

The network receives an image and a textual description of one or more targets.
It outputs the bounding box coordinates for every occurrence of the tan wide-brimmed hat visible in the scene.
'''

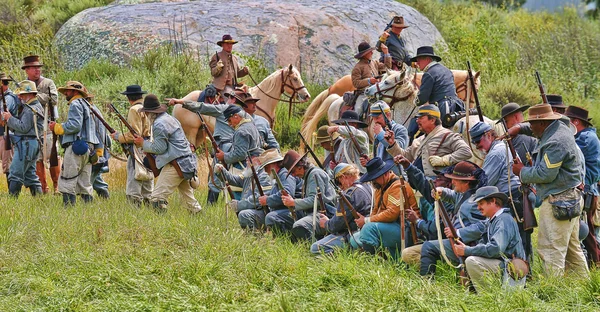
[258,148,284,170]
[391,16,409,29]
[0,73,11,81]
[15,80,38,95]
[525,104,562,122]
[22,55,43,69]
[57,81,88,97]
[314,125,339,145]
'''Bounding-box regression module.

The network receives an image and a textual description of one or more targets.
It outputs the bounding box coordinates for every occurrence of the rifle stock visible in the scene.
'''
[0,90,11,151]
[47,85,59,167]
[247,152,269,214]
[466,61,484,122]
[535,70,549,104]
[298,131,324,169]
[398,175,419,245]
[272,168,297,221]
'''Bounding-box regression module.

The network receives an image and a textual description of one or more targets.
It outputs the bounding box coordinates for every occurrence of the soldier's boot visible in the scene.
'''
[207,190,220,205]
[81,194,94,203]
[62,193,76,207]
[151,200,168,214]
[143,198,151,207]
[96,189,110,199]
[36,161,49,194]
[30,186,43,197]
[8,181,23,197]
[49,165,60,194]
[126,195,142,207]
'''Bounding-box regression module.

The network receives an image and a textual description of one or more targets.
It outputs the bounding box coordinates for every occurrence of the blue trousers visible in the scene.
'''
[265,209,300,235]
[358,221,402,260]
[420,239,460,275]
[311,234,346,255]
[91,168,109,193]
[8,138,41,188]
[238,209,266,230]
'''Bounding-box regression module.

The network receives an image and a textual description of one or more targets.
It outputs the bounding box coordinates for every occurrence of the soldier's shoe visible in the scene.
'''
[8,181,22,197]
[188,204,203,215]
[126,195,142,207]
[96,189,110,199]
[62,193,76,206]
[30,186,43,197]
[151,200,168,214]
[207,190,220,205]
[81,194,94,203]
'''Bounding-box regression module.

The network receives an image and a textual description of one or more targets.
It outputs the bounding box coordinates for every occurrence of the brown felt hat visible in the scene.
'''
[565,105,592,126]
[444,161,477,181]
[217,34,238,47]
[57,81,88,97]
[354,41,376,59]
[314,125,339,145]
[391,16,409,28]
[22,55,43,69]
[139,94,167,114]
[525,104,562,122]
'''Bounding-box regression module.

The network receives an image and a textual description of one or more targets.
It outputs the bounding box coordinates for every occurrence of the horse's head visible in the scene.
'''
[364,68,417,107]
[282,64,310,102]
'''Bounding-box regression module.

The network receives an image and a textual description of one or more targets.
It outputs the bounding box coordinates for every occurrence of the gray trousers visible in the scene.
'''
[126,155,153,201]
[238,209,266,230]
[58,146,92,196]
[292,214,327,241]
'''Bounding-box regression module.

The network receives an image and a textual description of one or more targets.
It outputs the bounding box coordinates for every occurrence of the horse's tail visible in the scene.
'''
[300,93,339,150]
[301,88,330,130]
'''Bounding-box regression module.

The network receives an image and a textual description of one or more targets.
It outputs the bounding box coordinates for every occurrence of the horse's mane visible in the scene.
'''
[250,67,284,97]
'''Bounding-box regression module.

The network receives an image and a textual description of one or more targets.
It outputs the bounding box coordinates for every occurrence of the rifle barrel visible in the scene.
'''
[467,61,484,122]
[298,131,324,169]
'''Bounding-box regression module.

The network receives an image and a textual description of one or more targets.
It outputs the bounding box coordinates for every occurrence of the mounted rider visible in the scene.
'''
[349,41,391,119]
[209,34,249,97]
[410,46,465,140]
[376,16,413,70]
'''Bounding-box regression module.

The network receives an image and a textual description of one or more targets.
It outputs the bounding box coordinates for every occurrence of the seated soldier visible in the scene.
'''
[311,163,372,255]
[314,125,341,176]
[420,161,487,276]
[261,150,304,235]
[448,186,527,292]
[365,101,409,176]
[350,41,391,118]
[353,157,416,260]
[216,152,272,230]
[328,111,370,174]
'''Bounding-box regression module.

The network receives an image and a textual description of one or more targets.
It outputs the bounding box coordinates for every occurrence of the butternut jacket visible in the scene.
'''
[351,57,391,90]
[371,173,405,223]
[210,51,249,90]
[118,99,151,143]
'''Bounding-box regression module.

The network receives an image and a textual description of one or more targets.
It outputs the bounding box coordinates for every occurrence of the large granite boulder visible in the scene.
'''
[55,0,444,83]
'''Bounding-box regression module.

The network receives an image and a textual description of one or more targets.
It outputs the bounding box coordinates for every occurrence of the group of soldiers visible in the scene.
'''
[2,15,599,293]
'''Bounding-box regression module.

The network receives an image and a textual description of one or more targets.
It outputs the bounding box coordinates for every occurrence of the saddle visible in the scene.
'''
[341,91,370,121]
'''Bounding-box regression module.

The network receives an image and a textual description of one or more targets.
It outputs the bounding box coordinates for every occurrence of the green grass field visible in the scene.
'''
[0,163,598,311]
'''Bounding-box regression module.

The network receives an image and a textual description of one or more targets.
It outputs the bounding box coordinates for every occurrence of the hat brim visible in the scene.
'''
[120,90,148,95]
[286,152,310,178]
[217,40,238,47]
[21,64,43,70]
[550,103,567,109]
[444,172,476,181]
[474,191,509,203]
[392,23,409,29]
[565,113,593,126]
[354,47,376,59]
[332,118,368,128]
[258,155,284,170]
[359,160,396,183]
[140,104,168,114]
[315,133,340,145]
[410,54,442,63]
[57,87,88,98]
[525,112,562,122]
[498,105,530,121]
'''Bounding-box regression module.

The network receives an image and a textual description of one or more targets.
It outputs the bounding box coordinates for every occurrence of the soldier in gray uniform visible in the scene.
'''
[1,80,44,197]
[0,73,17,185]
[49,81,99,206]
[409,46,464,139]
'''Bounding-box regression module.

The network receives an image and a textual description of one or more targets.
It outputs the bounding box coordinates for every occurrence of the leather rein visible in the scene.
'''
[372,74,412,107]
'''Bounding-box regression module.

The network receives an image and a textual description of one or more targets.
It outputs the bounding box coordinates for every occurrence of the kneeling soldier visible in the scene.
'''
[448,186,527,292]
[133,95,201,213]
[2,80,44,196]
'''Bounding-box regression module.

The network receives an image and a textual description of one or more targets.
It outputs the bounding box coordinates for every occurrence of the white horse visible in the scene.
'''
[173,64,310,148]
[300,68,418,143]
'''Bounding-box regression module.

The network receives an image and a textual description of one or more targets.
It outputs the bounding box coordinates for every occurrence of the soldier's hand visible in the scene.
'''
[242,66,249,74]
[215,149,225,161]
[394,155,410,169]
[379,31,390,42]
[369,77,378,84]
[327,126,339,135]
[167,98,183,106]
[406,209,419,223]
[380,43,389,54]
[355,214,366,228]
[384,129,396,146]
[432,187,443,200]
[214,163,225,173]
[49,121,56,132]
[281,194,295,207]
[360,155,370,167]
[1,111,11,121]
[133,135,144,147]
[506,124,521,138]
[216,60,224,70]
[319,214,329,229]
[258,195,268,206]
[110,131,120,140]
[512,161,524,176]
[454,240,466,257]
[444,227,454,239]
[373,123,383,135]
[429,155,450,167]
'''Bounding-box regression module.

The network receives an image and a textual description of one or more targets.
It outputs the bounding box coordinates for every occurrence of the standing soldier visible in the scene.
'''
[350,41,391,118]
[0,73,17,186]
[513,104,588,277]
[210,35,249,95]
[2,80,44,196]
[22,55,60,194]
[564,105,600,266]
[85,91,110,199]
[111,85,153,206]
[133,95,201,214]
[497,102,537,166]
[376,16,413,69]
[50,81,99,206]
[410,47,464,138]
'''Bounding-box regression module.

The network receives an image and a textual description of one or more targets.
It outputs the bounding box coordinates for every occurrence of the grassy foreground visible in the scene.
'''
[0,163,598,311]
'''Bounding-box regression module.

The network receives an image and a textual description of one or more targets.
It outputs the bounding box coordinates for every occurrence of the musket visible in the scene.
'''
[466,61,484,122]
[383,17,395,32]
[518,141,538,231]
[196,111,228,167]
[272,168,297,221]
[535,70,549,104]
[219,171,235,200]
[331,183,362,220]
[398,174,420,246]
[47,85,59,167]
[298,131,324,169]
[247,152,269,215]
[0,85,11,151]
[343,121,367,158]
[314,179,327,242]
[429,180,469,286]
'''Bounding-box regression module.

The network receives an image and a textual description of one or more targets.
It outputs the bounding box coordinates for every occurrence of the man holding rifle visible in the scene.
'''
[366,101,408,175]
[376,16,413,69]
[22,55,60,195]
[0,73,17,186]
[111,85,153,206]
[2,80,44,197]
[328,111,369,174]
[49,81,99,206]
[133,95,201,214]
[311,163,372,255]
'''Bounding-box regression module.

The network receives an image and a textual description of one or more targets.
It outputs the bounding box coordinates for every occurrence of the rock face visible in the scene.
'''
[55,0,444,83]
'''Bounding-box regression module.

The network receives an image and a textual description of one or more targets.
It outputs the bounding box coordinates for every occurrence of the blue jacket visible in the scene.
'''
[441,188,486,230]
[325,182,372,234]
[0,90,19,136]
[459,208,525,260]
[266,167,301,210]
[252,114,279,151]
[221,165,272,212]
[7,98,43,137]
[482,140,521,193]
[143,113,193,169]
[224,118,263,165]
[576,127,600,196]
[294,165,336,217]
[182,101,233,149]
[417,62,459,105]
[60,97,99,145]
[520,119,584,200]
[376,33,412,66]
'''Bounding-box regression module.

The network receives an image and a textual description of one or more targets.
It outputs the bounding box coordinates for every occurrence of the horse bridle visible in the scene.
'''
[372,74,413,107]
